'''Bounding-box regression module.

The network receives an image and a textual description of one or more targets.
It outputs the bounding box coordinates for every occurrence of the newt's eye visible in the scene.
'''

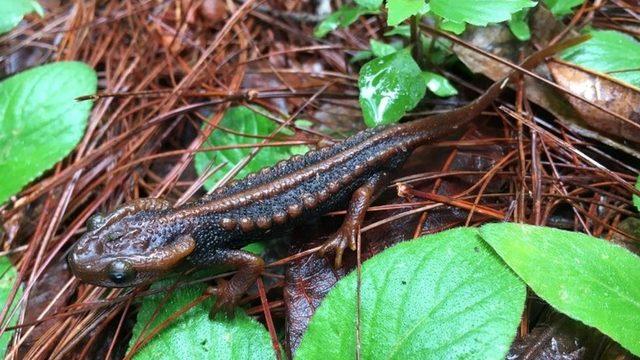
[107,260,135,285]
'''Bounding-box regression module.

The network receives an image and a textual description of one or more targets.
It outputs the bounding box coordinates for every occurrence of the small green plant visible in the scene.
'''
[317,0,538,126]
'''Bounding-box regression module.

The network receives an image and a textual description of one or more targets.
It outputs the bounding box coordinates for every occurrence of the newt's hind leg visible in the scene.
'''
[207,249,265,319]
[319,171,389,268]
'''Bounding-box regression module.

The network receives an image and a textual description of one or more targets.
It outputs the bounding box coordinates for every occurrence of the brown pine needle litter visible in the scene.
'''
[1,1,639,359]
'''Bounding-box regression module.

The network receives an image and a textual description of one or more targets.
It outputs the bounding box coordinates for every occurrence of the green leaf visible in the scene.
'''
[355,0,383,10]
[194,106,308,190]
[543,0,584,16]
[370,39,398,57]
[439,19,466,34]
[350,50,374,63]
[386,0,429,26]
[430,0,536,27]
[358,49,427,127]
[561,30,640,88]
[0,0,43,34]
[0,257,23,358]
[508,9,531,41]
[129,281,275,359]
[419,34,454,66]
[296,228,526,359]
[0,62,97,205]
[634,176,640,212]
[480,223,640,356]
[314,5,376,38]
[384,25,411,38]
[422,71,458,97]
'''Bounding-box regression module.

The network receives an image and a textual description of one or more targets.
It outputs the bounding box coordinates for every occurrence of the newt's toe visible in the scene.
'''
[320,225,358,268]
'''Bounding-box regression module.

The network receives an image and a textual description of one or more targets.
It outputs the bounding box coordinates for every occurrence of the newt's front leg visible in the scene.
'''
[208,249,265,319]
[319,171,389,268]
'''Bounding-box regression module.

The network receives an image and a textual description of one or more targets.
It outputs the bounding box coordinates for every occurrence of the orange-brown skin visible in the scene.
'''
[68,39,584,317]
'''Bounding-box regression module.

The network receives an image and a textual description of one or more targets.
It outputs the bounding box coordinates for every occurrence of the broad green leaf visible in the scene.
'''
[314,5,376,38]
[386,0,429,26]
[129,281,275,359]
[358,49,427,127]
[0,257,23,358]
[561,30,640,88]
[430,0,536,27]
[355,0,383,10]
[543,0,584,16]
[422,71,458,97]
[480,223,640,356]
[508,9,531,41]
[296,228,526,359]
[194,106,308,190]
[634,176,640,212]
[384,25,411,38]
[0,0,43,34]
[0,62,97,205]
[370,39,398,57]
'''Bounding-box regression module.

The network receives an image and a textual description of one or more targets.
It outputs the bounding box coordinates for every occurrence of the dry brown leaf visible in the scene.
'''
[452,6,640,154]
[548,60,640,143]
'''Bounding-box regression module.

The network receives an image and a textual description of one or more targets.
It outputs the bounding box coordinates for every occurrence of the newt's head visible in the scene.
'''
[68,207,195,288]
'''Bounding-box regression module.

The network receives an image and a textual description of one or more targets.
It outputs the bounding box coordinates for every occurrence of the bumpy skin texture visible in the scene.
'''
[68,38,583,315]
[68,125,415,282]
[182,125,413,265]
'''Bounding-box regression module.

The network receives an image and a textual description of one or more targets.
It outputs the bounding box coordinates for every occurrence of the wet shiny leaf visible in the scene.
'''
[358,49,427,127]
[0,62,97,205]
[296,228,526,359]
[480,223,640,356]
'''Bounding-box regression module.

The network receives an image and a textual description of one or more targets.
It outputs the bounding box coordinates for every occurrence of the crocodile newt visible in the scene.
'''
[68,37,585,316]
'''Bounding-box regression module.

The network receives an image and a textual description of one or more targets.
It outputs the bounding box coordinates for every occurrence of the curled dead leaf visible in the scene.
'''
[548,60,640,143]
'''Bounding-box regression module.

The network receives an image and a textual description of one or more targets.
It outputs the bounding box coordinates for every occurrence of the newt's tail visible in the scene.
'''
[402,35,590,140]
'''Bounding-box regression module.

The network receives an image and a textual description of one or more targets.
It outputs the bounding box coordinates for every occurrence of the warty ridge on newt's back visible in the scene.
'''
[68,37,586,316]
